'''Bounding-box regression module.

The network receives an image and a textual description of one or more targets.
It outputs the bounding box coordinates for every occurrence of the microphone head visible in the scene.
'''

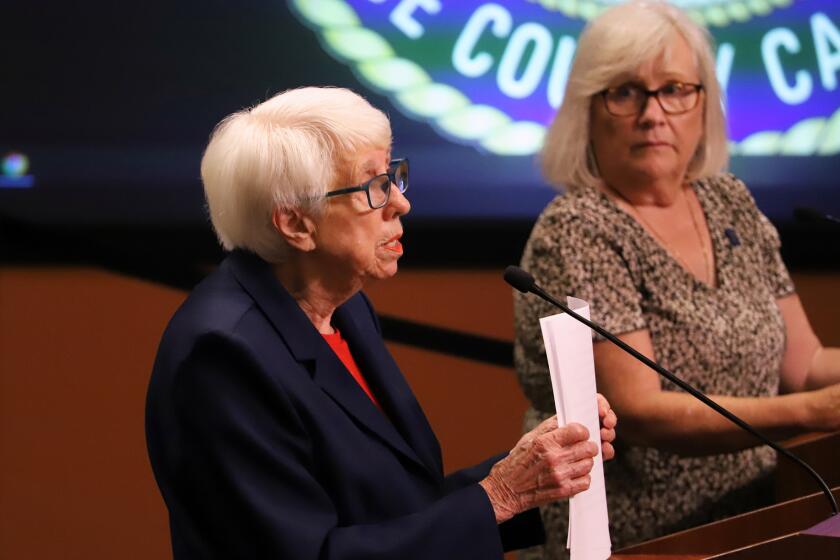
[504,266,535,293]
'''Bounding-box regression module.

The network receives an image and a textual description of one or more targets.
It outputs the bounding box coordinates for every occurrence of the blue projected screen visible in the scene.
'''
[2,0,838,229]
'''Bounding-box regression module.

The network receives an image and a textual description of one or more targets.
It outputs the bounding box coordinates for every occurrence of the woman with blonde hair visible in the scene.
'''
[514,1,840,557]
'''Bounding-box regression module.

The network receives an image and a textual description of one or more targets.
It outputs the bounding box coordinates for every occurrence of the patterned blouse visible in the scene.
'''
[513,174,795,558]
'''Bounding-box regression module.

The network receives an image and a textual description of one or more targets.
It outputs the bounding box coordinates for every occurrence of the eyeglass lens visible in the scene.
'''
[368,176,392,208]
[368,160,409,208]
[392,160,408,193]
[605,83,699,115]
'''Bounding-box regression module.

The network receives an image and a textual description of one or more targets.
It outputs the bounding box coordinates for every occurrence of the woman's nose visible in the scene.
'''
[383,183,410,218]
[638,94,667,123]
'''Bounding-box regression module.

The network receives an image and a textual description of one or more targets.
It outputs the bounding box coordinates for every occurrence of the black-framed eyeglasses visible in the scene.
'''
[599,82,704,116]
[325,158,409,209]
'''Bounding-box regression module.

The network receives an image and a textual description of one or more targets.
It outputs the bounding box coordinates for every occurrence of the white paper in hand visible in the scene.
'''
[539,297,611,560]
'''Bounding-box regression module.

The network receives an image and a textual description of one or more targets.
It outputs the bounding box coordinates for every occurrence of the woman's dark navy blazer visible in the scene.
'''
[146,250,543,559]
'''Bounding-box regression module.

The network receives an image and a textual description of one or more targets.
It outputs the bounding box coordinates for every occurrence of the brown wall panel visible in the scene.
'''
[0,267,184,559]
[364,269,516,340]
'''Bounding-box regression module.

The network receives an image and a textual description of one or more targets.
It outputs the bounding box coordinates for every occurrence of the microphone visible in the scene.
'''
[504,265,536,293]
[505,265,839,516]
[793,207,840,228]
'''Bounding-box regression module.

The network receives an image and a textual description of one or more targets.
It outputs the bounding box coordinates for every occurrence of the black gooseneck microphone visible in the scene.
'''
[504,265,839,516]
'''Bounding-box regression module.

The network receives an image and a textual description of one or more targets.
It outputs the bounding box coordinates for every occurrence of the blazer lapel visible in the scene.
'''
[335,301,443,480]
[225,251,434,477]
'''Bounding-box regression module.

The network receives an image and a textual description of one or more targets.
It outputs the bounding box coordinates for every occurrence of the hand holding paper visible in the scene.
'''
[479,295,617,533]
[479,417,599,524]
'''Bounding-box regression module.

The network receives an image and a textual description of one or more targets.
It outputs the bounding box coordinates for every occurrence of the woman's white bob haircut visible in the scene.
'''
[201,87,391,263]
[541,0,728,191]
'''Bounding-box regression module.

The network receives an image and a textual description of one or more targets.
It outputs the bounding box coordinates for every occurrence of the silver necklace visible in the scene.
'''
[614,185,714,285]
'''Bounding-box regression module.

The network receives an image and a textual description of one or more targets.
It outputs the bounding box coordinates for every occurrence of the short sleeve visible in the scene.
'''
[722,174,795,299]
[513,196,646,412]
[755,211,795,298]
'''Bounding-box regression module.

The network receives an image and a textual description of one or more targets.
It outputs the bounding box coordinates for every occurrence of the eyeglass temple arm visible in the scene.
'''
[325,185,365,197]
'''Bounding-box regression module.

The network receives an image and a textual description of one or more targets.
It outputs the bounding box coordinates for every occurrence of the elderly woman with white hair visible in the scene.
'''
[146,86,618,559]
[514,1,840,557]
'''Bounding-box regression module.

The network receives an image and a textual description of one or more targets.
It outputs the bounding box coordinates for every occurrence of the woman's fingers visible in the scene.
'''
[538,472,593,502]
[546,445,597,482]
[597,393,618,429]
[601,424,616,443]
[556,474,592,500]
[596,393,618,461]
[546,422,590,447]
[513,415,558,449]
[530,415,560,437]
[596,393,610,415]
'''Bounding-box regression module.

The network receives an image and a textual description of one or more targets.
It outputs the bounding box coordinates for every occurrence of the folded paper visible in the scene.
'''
[539,297,611,560]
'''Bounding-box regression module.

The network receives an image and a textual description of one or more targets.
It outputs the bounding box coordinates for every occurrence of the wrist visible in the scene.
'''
[479,476,515,524]
[790,390,816,431]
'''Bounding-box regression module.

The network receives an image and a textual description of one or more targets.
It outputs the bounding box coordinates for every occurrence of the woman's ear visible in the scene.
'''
[272,206,317,252]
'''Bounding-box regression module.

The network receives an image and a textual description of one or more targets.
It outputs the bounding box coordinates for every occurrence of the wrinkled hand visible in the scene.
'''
[479,418,597,524]
[597,393,618,461]
[804,382,840,431]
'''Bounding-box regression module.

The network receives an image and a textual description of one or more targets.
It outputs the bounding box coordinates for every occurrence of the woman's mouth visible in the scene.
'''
[383,235,403,254]
[634,140,671,149]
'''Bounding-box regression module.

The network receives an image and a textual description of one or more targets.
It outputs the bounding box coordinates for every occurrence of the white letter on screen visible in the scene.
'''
[812,12,840,90]
[547,36,576,108]
[390,0,442,40]
[498,22,553,98]
[452,4,512,78]
[762,27,812,105]
[716,42,735,94]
